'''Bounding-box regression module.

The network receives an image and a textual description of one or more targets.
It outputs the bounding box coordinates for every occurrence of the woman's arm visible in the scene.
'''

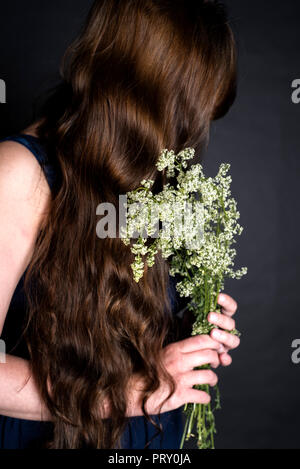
[0,141,52,419]
[0,354,52,420]
[0,140,52,334]
[0,354,131,420]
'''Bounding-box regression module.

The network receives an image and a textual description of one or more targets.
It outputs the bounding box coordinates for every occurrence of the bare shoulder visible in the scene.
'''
[0,139,52,233]
[0,139,50,189]
[0,138,52,333]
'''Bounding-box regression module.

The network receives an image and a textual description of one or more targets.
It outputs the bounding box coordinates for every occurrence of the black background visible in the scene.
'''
[0,0,300,449]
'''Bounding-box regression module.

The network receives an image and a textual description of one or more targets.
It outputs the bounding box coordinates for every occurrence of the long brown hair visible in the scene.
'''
[23,0,237,449]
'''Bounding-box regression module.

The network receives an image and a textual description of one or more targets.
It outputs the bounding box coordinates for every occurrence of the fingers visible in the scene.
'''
[210,328,240,350]
[186,388,211,405]
[207,312,235,331]
[176,334,224,354]
[182,369,218,388]
[217,293,238,317]
[181,349,220,371]
[219,352,232,367]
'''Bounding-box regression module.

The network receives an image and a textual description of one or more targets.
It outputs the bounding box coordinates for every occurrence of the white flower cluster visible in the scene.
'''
[121,147,247,291]
[156,148,194,178]
[126,148,248,452]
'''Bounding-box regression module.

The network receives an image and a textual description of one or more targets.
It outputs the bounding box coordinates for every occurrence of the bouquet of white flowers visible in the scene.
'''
[120,148,247,449]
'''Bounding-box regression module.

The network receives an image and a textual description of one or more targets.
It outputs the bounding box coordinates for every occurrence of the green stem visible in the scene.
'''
[180,409,190,449]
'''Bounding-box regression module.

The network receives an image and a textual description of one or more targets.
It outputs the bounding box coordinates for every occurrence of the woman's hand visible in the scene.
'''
[126,292,240,417]
[207,293,240,367]
[127,334,224,417]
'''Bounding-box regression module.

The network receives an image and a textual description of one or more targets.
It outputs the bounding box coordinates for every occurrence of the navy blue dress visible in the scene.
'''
[0,133,185,449]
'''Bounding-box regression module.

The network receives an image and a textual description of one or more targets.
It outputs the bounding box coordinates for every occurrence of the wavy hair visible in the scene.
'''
[23,0,237,449]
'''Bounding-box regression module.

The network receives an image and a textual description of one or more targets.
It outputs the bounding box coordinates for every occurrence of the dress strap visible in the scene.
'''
[0,133,57,192]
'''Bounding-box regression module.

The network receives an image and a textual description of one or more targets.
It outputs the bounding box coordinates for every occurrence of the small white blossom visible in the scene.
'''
[121,146,247,327]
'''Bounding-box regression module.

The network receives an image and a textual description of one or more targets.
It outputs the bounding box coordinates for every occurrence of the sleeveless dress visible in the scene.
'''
[0,134,185,449]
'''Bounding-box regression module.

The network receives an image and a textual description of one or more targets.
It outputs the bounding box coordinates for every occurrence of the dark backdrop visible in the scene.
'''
[0,0,299,449]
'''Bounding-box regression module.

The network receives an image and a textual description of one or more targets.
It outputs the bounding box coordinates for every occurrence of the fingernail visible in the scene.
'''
[209,313,218,323]
[211,329,222,340]
[218,293,225,303]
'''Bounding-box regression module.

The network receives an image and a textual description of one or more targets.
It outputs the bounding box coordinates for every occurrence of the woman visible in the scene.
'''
[0,0,240,449]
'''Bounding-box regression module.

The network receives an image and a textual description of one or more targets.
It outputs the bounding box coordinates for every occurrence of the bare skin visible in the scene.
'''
[128,294,239,417]
[0,121,240,421]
